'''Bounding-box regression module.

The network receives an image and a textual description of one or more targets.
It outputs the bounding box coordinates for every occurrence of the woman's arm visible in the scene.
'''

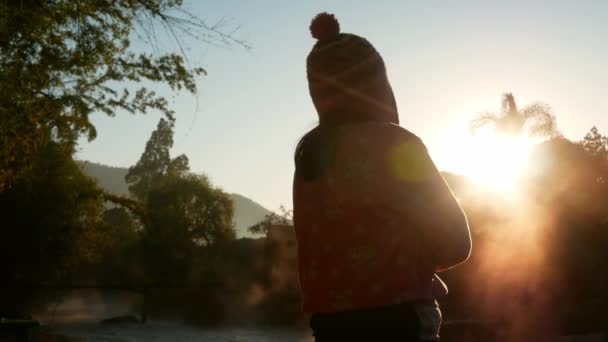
[387,133,472,272]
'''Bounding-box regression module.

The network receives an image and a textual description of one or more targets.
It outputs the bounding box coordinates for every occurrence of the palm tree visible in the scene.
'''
[470,93,559,137]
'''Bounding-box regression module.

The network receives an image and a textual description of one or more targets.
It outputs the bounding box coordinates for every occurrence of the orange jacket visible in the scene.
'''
[293,122,471,313]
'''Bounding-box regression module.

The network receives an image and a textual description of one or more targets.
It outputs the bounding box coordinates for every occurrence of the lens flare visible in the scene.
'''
[438,127,539,196]
[465,133,535,193]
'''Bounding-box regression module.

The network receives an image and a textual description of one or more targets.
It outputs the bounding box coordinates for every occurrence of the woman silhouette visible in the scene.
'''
[293,13,471,341]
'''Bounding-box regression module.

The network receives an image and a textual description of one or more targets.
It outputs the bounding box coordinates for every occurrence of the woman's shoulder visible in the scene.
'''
[341,122,424,148]
[298,122,421,143]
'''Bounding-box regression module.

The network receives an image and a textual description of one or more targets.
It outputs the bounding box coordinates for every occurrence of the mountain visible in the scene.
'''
[80,161,130,196]
[79,162,465,238]
[230,193,276,238]
[79,161,272,238]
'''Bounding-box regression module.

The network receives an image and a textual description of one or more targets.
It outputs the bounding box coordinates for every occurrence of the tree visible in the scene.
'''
[92,207,144,286]
[577,126,608,194]
[143,174,235,284]
[470,93,559,137]
[579,126,608,160]
[126,118,189,200]
[533,134,608,329]
[0,0,246,317]
[0,0,246,191]
[0,136,109,316]
[128,118,235,285]
[248,206,293,235]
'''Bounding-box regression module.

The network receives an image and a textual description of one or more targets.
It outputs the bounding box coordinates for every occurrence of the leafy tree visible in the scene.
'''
[576,126,608,201]
[0,0,247,318]
[126,118,189,200]
[0,0,246,317]
[128,119,235,285]
[0,137,108,316]
[470,93,559,137]
[248,206,293,235]
[143,174,235,284]
[536,134,608,329]
[93,207,144,286]
[579,126,608,160]
[0,0,246,191]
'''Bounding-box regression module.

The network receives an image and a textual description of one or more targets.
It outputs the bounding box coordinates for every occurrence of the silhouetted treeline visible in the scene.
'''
[78,161,274,237]
[0,116,300,326]
[0,0,246,320]
[438,130,608,338]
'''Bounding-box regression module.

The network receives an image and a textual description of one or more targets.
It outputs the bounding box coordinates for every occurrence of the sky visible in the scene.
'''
[77,0,608,211]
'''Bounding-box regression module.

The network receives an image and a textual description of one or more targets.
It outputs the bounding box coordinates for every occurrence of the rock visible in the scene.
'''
[100,315,140,325]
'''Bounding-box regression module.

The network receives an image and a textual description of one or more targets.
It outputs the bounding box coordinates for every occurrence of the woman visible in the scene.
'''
[293,13,472,341]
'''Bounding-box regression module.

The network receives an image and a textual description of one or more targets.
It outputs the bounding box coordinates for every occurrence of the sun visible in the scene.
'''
[463,133,534,192]
[438,128,537,194]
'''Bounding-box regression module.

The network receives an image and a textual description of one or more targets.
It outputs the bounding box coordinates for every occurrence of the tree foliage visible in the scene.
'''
[0,0,246,316]
[248,206,293,235]
[93,207,144,286]
[126,118,189,200]
[579,126,608,160]
[143,174,235,283]
[0,136,109,315]
[577,126,608,193]
[0,138,107,284]
[470,93,559,137]
[0,0,245,191]
[127,118,235,285]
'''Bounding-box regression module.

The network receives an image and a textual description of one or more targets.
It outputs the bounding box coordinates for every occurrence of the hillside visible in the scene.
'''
[79,161,272,238]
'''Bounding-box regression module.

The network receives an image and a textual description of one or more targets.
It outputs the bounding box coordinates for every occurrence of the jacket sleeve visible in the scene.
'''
[387,134,472,272]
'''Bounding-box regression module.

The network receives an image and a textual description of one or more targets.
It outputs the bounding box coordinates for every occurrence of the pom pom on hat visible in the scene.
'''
[310,12,340,41]
[306,13,398,125]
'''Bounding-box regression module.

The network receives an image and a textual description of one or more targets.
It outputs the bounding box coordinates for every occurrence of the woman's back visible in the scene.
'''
[294,122,451,313]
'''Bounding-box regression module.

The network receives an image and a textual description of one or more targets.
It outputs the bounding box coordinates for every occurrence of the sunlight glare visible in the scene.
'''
[462,130,535,193]
[435,122,539,195]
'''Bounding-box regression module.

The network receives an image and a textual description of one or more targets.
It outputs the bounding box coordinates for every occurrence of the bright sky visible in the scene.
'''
[77,0,608,211]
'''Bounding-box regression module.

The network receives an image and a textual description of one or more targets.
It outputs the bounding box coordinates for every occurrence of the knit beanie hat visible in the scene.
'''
[306,13,399,125]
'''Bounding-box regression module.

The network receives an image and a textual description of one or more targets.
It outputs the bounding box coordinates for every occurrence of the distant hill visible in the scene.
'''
[79,162,468,238]
[80,161,130,196]
[79,161,272,238]
[230,193,276,238]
